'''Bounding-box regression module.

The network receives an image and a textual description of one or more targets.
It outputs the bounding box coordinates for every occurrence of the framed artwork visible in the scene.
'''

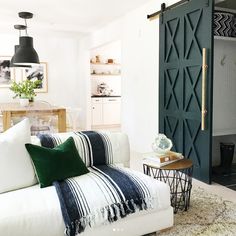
[23,62,48,93]
[0,56,14,88]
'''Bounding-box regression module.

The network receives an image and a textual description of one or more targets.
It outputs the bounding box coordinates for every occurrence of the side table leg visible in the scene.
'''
[143,164,150,176]
[185,167,193,210]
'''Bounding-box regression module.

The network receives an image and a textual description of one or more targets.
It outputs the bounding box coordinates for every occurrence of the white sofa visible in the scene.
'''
[0,120,173,236]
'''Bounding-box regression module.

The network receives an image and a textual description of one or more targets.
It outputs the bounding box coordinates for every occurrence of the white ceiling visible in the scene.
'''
[0,0,152,37]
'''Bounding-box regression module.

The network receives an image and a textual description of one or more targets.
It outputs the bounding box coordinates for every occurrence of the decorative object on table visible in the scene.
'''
[152,133,173,154]
[143,151,183,167]
[10,79,42,106]
[19,98,29,107]
[22,62,48,93]
[0,56,15,88]
[10,12,40,67]
[214,12,234,37]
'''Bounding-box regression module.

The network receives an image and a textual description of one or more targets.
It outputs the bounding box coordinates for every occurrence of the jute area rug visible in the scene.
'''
[156,187,236,236]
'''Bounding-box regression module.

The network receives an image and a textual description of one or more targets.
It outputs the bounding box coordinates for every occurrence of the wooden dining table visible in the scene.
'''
[0,102,66,132]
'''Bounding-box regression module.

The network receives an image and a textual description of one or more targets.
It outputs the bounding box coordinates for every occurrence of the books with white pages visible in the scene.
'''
[142,151,184,167]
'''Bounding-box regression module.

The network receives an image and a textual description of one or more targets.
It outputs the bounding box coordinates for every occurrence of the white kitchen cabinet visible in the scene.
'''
[91,99,103,125]
[91,97,121,126]
[103,98,121,125]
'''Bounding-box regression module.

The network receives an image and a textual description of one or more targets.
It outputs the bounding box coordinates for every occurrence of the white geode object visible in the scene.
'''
[152,134,173,154]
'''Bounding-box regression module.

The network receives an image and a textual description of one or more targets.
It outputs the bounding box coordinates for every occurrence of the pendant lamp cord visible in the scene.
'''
[24,19,28,36]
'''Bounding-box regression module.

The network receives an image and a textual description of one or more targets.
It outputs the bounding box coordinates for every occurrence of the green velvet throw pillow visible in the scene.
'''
[25,137,89,188]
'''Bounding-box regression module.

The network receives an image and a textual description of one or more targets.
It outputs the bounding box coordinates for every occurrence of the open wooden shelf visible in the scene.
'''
[90,62,121,66]
[214,36,236,42]
[215,7,236,15]
[91,74,121,76]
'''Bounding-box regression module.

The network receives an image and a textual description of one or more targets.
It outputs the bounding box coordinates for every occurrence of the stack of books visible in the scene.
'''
[143,151,184,167]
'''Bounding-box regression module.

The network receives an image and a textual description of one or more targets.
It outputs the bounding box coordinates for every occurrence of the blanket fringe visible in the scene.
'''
[64,196,159,235]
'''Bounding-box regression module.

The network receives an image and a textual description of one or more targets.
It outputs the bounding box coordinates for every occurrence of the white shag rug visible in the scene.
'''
[151,187,236,236]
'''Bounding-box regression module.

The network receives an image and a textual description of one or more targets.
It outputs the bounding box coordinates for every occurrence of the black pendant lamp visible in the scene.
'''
[10,25,31,68]
[11,12,39,67]
[13,36,39,65]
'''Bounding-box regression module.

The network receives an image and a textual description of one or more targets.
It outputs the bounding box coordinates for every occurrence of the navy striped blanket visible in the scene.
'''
[38,131,160,236]
[54,165,159,236]
[38,131,114,167]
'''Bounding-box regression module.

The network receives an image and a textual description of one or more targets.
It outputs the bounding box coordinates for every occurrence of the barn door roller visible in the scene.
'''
[147,0,190,21]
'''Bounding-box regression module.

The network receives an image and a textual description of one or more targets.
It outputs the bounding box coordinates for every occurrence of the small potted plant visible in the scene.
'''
[10,80,42,106]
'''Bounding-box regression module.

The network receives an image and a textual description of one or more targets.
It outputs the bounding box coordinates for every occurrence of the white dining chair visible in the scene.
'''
[26,101,55,135]
[66,107,81,131]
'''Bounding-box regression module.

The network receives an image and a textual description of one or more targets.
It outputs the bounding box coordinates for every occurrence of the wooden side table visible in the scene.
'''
[143,159,193,213]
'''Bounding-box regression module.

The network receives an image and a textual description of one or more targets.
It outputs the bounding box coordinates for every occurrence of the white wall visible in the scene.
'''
[121,2,159,152]
[77,39,91,129]
[78,0,178,152]
[0,34,18,102]
[0,33,80,109]
[90,41,121,64]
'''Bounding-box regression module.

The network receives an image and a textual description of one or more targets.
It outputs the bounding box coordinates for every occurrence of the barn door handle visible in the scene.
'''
[201,48,208,131]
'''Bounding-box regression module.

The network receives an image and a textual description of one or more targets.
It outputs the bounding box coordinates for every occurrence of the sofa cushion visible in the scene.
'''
[0,118,37,193]
[25,137,89,188]
[37,131,130,167]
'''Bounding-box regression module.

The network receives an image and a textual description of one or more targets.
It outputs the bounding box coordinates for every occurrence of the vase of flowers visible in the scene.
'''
[19,98,29,107]
[10,80,42,106]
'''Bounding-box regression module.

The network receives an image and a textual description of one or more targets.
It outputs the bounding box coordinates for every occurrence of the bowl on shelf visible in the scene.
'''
[107,59,114,64]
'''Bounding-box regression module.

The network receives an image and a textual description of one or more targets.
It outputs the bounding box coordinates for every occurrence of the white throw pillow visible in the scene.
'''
[0,118,37,193]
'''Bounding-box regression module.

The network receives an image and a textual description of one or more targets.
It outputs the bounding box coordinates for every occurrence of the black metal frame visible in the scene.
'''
[143,164,193,214]
[147,0,190,20]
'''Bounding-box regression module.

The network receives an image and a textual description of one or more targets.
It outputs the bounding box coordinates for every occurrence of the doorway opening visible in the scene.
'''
[212,0,236,190]
[89,40,122,132]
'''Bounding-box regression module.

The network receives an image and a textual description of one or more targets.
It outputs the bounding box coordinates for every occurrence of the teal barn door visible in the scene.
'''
[159,0,213,183]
